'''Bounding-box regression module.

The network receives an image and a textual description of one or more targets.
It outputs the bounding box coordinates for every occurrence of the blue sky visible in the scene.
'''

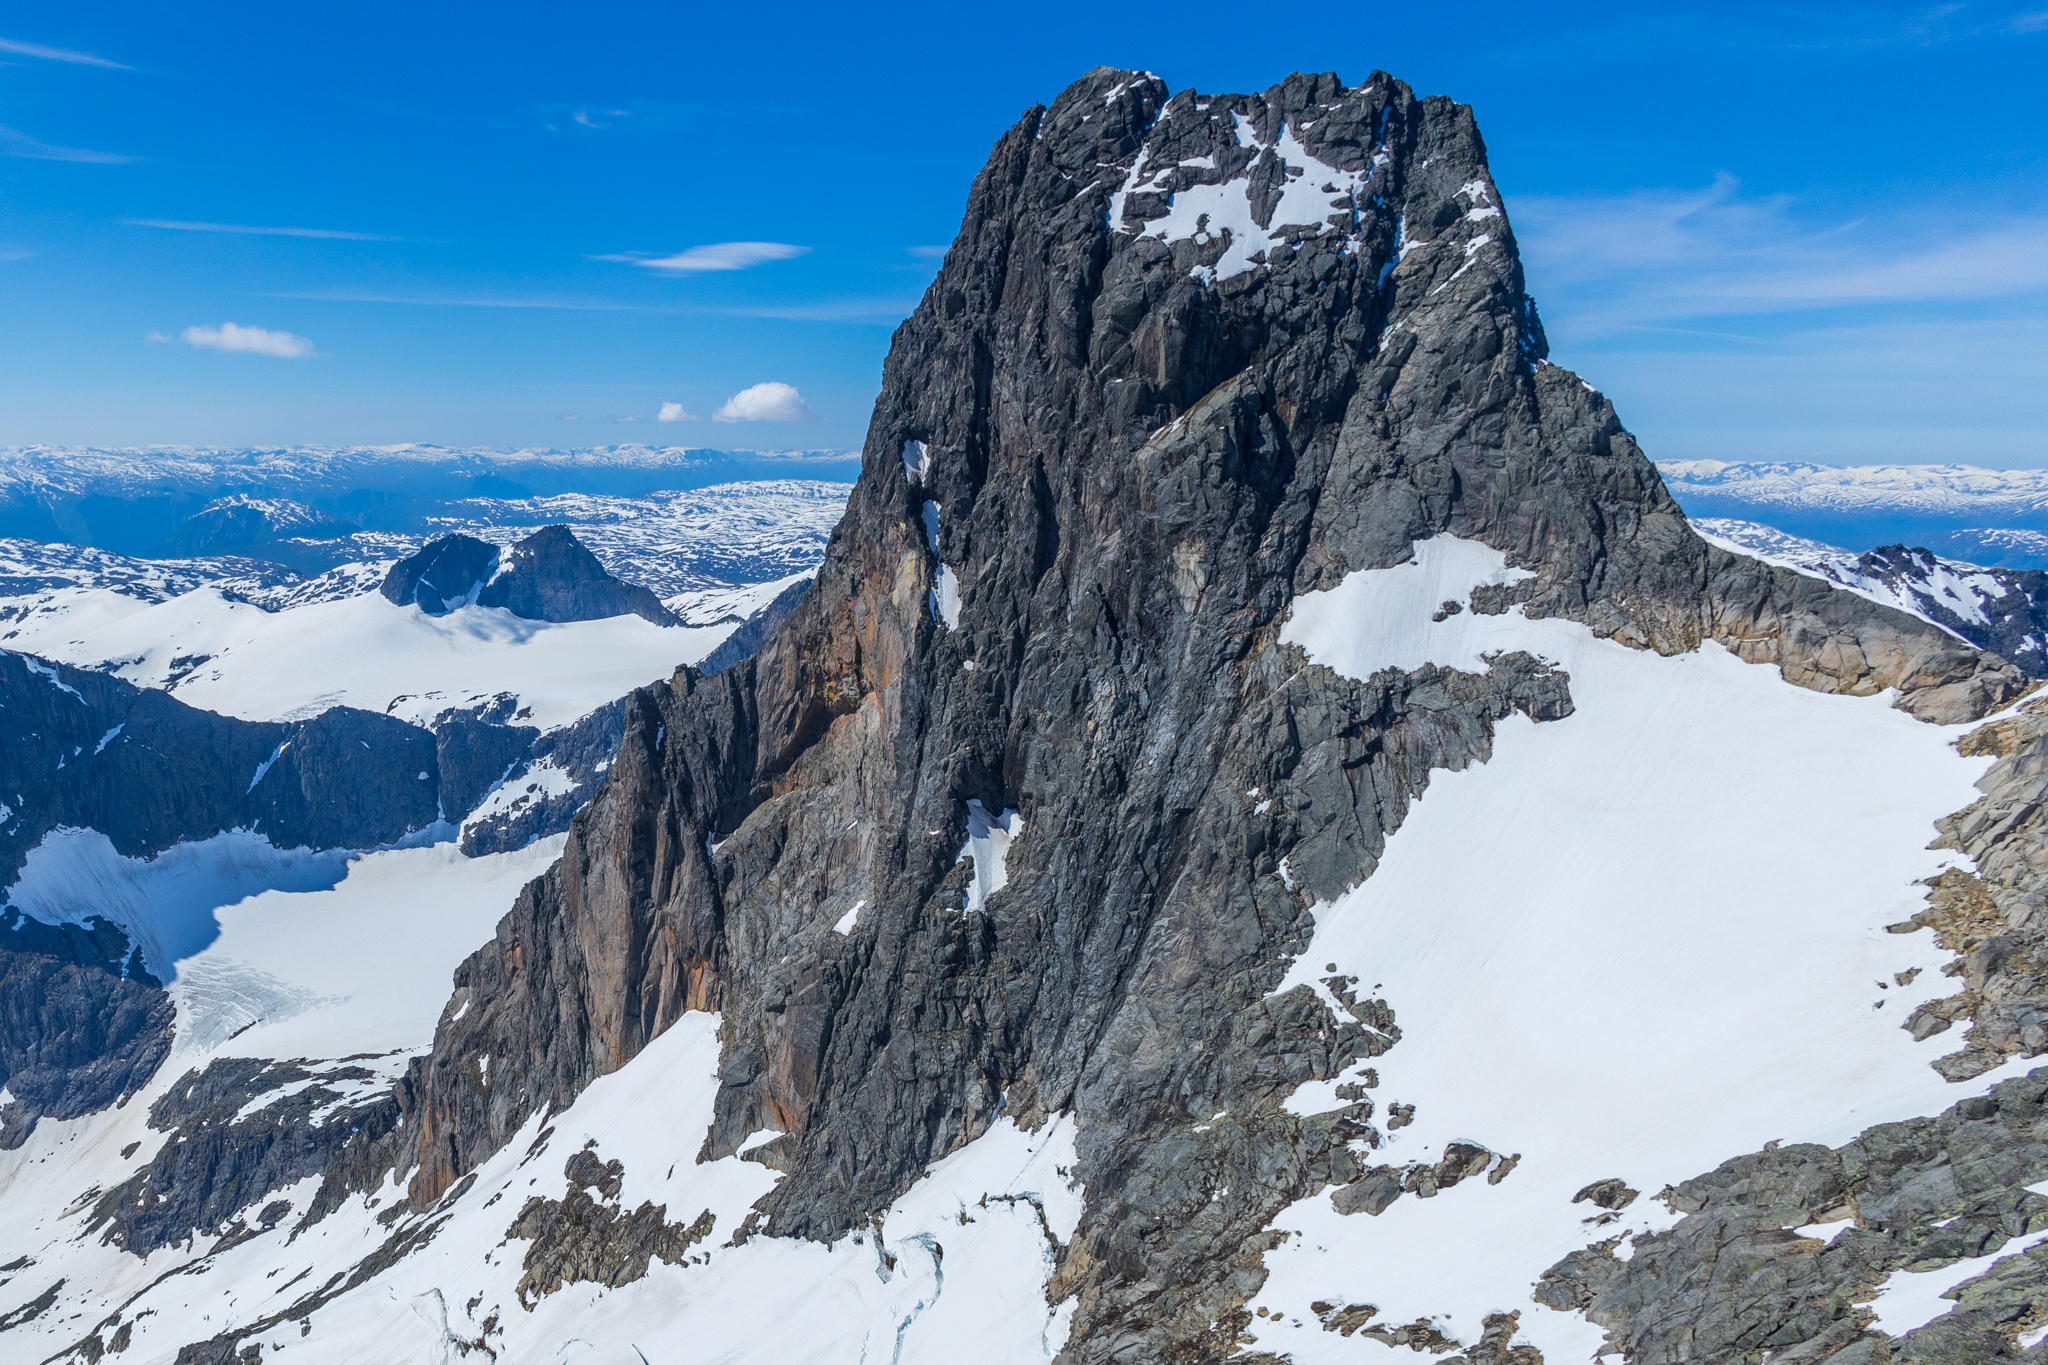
[1,1,2044,465]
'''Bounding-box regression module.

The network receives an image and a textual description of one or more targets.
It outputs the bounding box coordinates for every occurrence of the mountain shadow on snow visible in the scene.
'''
[381,525,679,626]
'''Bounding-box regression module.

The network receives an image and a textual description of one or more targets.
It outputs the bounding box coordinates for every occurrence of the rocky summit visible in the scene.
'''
[381,523,681,625]
[5,66,2048,1365]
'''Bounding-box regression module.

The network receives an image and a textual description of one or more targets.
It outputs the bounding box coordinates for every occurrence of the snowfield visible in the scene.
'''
[1251,536,2031,1362]
[0,586,735,727]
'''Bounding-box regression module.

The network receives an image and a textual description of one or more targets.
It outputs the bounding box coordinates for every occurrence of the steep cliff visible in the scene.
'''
[382,66,2026,1361]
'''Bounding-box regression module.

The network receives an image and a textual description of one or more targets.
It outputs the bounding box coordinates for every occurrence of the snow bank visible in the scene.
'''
[959,799,1024,913]
[1247,535,2019,1363]
[1,586,734,728]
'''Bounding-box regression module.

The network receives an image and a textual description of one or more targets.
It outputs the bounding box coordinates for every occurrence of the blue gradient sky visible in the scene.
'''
[1,2,2044,464]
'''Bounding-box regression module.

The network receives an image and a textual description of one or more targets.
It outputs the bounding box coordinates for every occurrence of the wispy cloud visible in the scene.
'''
[657,402,698,423]
[261,290,643,311]
[0,123,135,163]
[1512,175,2048,333]
[259,288,911,323]
[594,241,808,274]
[2008,8,2048,30]
[0,247,30,261]
[907,244,949,260]
[0,36,129,68]
[539,99,696,134]
[713,382,819,423]
[154,322,315,358]
[125,218,402,241]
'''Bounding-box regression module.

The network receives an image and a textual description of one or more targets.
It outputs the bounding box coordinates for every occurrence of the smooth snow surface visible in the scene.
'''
[933,562,962,630]
[1248,534,2023,1363]
[1,587,730,727]
[169,836,566,1059]
[959,800,1024,913]
[1279,535,1534,676]
[6,827,355,979]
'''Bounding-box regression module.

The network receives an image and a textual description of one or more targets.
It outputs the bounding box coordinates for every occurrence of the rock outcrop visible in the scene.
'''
[372,66,2027,1362]
[696,576,810,676]
[380,525,679,625]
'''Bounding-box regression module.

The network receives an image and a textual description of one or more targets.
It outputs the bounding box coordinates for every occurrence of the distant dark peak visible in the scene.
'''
[697,577,810,676]
[154,495,356,559]
[380,534,498,614]
[380,525,678,626]
[1860,544,1941,576]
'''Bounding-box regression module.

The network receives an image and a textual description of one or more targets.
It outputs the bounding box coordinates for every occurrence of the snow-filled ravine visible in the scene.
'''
[0,585,739,727]
[1240,535,2035,1363]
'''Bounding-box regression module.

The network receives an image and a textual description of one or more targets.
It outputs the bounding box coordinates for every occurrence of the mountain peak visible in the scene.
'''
[379,524,678,625]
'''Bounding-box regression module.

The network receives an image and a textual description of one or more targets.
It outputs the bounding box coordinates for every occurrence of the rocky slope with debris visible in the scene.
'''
[4,64,2045,1365]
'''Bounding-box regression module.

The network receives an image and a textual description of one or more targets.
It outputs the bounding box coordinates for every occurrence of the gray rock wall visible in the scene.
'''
[182,66,2039,1363]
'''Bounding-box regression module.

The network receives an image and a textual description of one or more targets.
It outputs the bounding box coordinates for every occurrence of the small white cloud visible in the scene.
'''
[657,402,698,422]
[610,415,637,423]
[712,381,820,424]
[559,413,582,421]
[573,108,629,128]
[596,241,808,274]
[175,321,315,358]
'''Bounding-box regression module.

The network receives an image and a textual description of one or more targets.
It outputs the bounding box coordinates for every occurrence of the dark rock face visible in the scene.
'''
[479,524,679,626]
[456,697,626,857]
[0,650,447,1144]
[1862,545,2048,678]
[326,66,2023,1361]
[696,576,810,676]
[380,525,680,625]
[431,699,541,825]
[89,1057,400,1256]
[0,651,442,887]
[505,1148,717,1304]
[0,912,169,1148]
[1539,1068,2048,1365]
[379,533,498,614]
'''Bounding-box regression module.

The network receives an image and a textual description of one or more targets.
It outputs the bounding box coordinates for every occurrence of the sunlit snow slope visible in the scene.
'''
[1234,537,2031,1362]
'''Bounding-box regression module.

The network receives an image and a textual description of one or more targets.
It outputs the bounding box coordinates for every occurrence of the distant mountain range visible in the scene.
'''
[0,444,855,558]
[1660,460,2048,568]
